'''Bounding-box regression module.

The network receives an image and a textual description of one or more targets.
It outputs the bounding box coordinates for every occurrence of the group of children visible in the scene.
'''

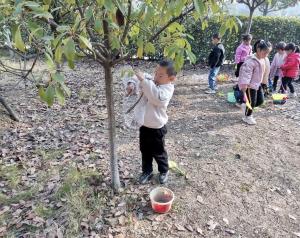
[207,33,300,125]
[123,33,300,185]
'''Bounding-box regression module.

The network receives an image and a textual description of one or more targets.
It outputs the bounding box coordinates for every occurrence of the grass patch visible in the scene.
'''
[0,187,39,206]
[55,167,105,236]
[0,164,23,189]
[34,203,55,219]
[35,148,65,160]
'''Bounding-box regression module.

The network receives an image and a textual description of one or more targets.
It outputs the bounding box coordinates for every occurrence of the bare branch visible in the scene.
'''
[120,0,132,44]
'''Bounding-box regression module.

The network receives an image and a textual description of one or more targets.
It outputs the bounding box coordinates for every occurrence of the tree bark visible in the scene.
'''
[246,8,255,34]
[103,64,121,192]
[0,96,19,121]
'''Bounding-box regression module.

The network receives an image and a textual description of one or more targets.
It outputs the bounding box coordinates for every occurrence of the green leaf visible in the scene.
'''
[111,36,121,50]
[14,26,25,52]
[55,44,63,63]
[78,35,93,51]
[45,52,55,71]
[174,53,184,72]
[38,87,47,102]
[193,0,206,15]
[104,0,114,11]
[63,38,76,69]
[85,7,93,21]
[96,0,104,6]
[45,85,55,106]
[137,38,143,58]
[95,18,102,33]
[144,42,155,54]
[55,87,65,105]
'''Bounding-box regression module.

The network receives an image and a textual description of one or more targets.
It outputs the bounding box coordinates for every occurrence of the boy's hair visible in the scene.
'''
[295,45,300,53]
[159,60,177,76]
[242,34,252,41]
[276,41,286,50]
[285,43,296,52]
[253,39,272,53]
[212,33,221,40]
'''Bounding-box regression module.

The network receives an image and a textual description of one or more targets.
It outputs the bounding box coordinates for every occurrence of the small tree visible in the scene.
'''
[258,0,299,16]
[0,0,238,192]
[236,0,267,33]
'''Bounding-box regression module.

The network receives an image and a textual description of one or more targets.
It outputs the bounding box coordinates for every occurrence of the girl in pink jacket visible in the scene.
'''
[238,40,272,125]
[235,34,252,77]
[269,42,286,92]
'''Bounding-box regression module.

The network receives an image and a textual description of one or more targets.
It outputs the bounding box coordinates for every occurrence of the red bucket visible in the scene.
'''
[150,187,174,213]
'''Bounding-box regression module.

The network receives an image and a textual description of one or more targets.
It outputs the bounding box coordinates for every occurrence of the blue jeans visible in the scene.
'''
[208,67,220,90]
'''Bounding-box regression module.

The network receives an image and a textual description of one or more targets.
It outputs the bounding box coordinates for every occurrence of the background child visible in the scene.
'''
[280,43,300,97]
[269,42,286,92]
[206,33,225,94]
[295,45,300,83]
[235,34,253,78]
[238,40,272,125]
[133,60,176,185]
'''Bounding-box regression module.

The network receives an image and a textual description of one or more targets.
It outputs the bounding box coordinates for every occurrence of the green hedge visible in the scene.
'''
[186,16,300,63]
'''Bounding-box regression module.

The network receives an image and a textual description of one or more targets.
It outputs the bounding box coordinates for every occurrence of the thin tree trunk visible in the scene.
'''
[246,8,255,34]
[262,3,269,16]
[103,64,121,192]
[0,96,19,121]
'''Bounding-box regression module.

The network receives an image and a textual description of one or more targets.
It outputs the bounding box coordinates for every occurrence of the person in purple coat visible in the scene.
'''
[235,34,253,78]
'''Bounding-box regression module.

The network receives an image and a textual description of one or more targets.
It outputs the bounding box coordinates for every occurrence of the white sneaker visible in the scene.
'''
[289,92,297,98]
[242,115,257,125]
[205,89,216,94]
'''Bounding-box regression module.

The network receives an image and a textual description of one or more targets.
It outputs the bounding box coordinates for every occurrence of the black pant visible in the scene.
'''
[245,87,264,116]
[281,77,295,93]
[139,125,168,174]
[272,76,279,91]
[235,62,244,77]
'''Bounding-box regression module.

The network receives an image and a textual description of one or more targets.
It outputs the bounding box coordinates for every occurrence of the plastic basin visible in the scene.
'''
[272,93,287,101]
[150,187,174,213]
[227,92,236,103]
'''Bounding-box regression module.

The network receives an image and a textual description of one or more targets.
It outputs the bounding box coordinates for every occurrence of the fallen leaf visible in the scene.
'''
[293,232,300,237]
[289,215,297,220]
[197,195,204,204]
[225,229,236,235]
[185,224,194,232]
[207,220,218,230]
[223,217,229,225]
[155,215,165,222]
[196,227,203,234]
[175,224,186,231]
[0,206,10,216]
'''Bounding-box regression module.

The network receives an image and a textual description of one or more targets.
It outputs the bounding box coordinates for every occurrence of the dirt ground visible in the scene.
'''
[0,61,300,238]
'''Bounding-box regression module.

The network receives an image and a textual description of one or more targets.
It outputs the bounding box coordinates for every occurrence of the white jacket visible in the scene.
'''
[134,74,174,129]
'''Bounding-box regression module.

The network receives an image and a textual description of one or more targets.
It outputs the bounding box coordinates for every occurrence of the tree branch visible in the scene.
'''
[120,0,132,44]
[149,5,195,43]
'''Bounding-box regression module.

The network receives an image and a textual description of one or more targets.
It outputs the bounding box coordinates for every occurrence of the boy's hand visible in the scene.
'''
[134,70,144,82]
[126,82,135,96]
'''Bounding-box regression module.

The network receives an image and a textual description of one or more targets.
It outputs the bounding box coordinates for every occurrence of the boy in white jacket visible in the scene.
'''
[131,60,176,184]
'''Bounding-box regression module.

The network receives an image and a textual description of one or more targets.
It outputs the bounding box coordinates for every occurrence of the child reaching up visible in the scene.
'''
[238,40,272,125]
[269,42,286,92]
[280,43,300,97]
[131,60,176,184]
[235,34,252,78]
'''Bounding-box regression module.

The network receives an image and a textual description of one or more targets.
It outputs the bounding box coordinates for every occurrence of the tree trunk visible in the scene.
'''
[262,3,269,16]
[246,8,255,34]
[103,64,121,192]
[0,96,19,121]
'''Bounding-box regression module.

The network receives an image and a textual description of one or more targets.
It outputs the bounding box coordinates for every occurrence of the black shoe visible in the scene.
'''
[159,171,169,184]
[139,172,153,184]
